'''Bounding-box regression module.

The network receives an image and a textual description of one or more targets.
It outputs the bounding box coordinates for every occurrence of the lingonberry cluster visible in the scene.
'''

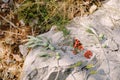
[73,38,93,59]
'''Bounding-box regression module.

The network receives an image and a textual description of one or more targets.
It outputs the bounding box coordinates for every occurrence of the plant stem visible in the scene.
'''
[0,14,18,28]
[94,32,111,80]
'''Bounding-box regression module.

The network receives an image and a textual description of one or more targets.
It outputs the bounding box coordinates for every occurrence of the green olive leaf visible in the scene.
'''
[99,33,104,40]
[86,64,94,69]
[90,70,97,74]
[56,52,61,60]
[86,29,94,34]
[102,44,107,48]
[70,61,82,68]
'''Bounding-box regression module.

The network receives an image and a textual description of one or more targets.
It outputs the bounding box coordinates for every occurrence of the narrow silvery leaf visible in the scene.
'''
[89,28,98,36]
[25,41,34,46]
[2,0,9,3]
[27,36,36,40]
[48,44,55,51]
[27,44,37,48]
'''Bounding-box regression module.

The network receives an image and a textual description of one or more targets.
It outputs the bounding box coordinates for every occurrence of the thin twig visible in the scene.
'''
[54,60,60,80]
[0,14,18,28]
[84,71,87,80]
[71,73,76,80]
[3,31,22,35]
[91,28,111,80]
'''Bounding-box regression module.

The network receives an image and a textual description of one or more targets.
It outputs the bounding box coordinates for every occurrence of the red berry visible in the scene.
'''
[78,45,84,50]
[84,50,93,59]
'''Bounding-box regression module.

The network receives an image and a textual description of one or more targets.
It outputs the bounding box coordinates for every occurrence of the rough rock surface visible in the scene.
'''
[21,0,120,80]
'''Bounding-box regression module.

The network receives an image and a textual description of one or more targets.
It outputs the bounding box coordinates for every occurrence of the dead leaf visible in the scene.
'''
[12,54,22,62]
[89,4,97,14]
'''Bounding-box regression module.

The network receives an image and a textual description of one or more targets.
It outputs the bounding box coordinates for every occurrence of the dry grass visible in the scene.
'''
[0,26,31,80]
[17,0,103,33]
